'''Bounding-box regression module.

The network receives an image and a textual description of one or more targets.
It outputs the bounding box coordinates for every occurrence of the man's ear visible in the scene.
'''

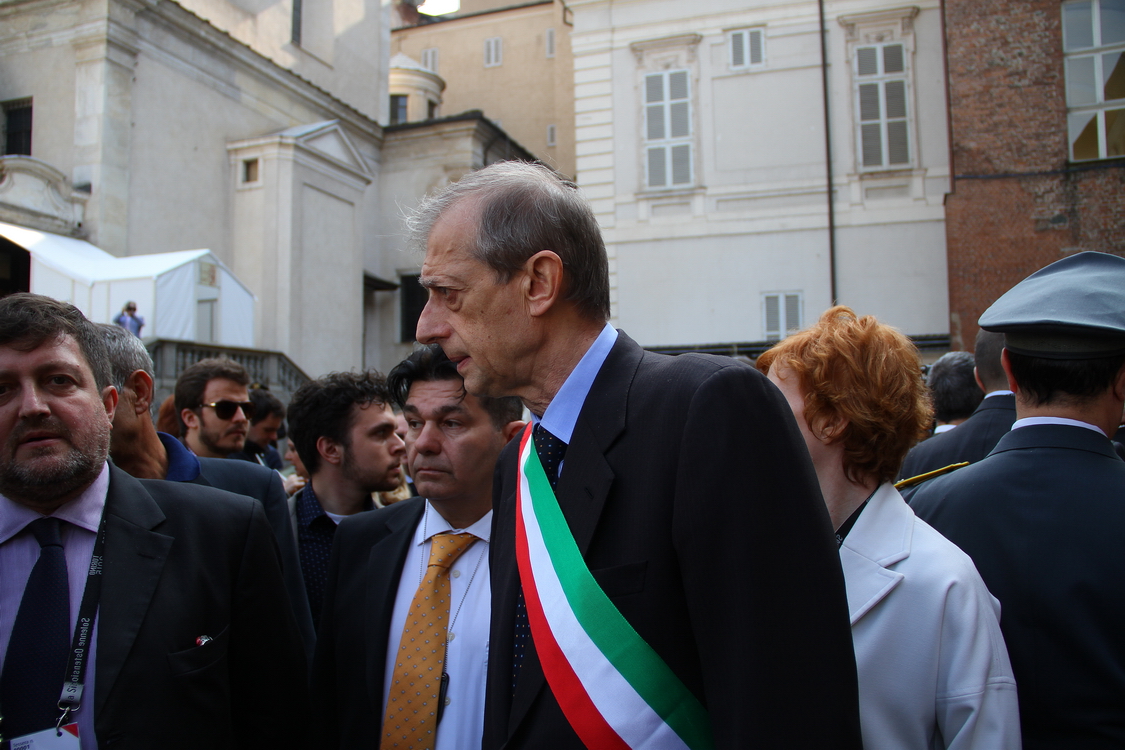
[317,435,344,467]
[502,420,527,443]
[1000,348,1020,394]
[181,407,200,432]
[1112,361,1125,405]
[127,370,156,414]
[523,251,565,318]
[101,385,118,423]
[973,366,987,395]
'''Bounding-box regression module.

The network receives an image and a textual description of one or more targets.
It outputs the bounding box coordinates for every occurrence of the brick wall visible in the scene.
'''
[943,0,1125,350]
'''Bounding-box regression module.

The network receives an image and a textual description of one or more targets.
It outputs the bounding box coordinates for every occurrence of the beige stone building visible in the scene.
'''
[392,0,576,178]
[0,0,530,379]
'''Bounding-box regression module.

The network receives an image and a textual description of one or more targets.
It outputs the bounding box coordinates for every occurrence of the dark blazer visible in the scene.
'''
[484,332,861,749]
[311,497,426,749]
[910,425,1125,750]
[95,464,308,749]
[195,457,316,658]
[898,394,1017,480]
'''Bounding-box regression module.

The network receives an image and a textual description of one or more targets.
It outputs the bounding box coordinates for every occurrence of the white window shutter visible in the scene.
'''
[546,124,557,147]
[764,295,781,340]
[749,29,763,65]
[545,27,556,58]
[731,30,746,67]
[647,147,667,187]
[784,294,801,334]
[857,47,878,76]
[671,144,692,184]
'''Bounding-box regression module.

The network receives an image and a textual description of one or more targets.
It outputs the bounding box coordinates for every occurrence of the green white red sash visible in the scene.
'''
[514,424,714,750]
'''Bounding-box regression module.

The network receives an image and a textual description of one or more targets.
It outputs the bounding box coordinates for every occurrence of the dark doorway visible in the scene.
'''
[0,237,30,297]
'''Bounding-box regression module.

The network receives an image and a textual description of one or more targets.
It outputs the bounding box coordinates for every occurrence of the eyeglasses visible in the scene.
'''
[199,400,256,420]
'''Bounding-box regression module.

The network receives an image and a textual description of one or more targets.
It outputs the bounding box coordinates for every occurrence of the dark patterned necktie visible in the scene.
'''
[513,425,568,694]
[0,517,71,737]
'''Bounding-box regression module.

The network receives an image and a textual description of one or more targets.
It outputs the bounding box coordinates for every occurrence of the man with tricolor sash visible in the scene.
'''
[412,162,863,749]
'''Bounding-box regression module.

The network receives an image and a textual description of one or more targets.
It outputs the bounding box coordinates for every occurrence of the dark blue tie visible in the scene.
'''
[513,425,567,694]
[1,517,70,737]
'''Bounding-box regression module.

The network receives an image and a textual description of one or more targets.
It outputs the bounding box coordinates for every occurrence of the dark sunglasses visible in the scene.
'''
[199,400,256,420]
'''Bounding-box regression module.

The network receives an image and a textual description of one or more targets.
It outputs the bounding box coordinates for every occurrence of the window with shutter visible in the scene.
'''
[763,292,803,341]
[730,29,765,70]
[1063,0,1125,161]
[484,37,503,67]
[644,70,694,188]
[854,42,912,169]
[546,124,557,147]
[421,48,439,73]
[546,28,556,58]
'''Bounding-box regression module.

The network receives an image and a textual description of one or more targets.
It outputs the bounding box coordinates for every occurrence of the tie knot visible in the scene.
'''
[427,531,476,569]
[28,517,63,549]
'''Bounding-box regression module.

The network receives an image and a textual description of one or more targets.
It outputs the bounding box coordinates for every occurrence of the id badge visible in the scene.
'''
[8,724,81,750]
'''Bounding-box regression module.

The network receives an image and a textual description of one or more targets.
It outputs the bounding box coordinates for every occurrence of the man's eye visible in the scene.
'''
[49,376,74,387]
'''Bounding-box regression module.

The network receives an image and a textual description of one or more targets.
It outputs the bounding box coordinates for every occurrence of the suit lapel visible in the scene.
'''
[839,485,910,625]
[95,465,173,715]
[508,332,640,733]
[365,501,425,714]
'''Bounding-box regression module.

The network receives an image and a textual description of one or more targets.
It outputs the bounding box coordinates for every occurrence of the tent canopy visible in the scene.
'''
[0,221,255,347]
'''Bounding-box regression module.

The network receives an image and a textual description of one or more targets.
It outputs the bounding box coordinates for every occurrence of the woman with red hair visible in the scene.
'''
[758,306,1020,749]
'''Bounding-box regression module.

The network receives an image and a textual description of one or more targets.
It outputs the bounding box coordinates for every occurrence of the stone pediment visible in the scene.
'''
[281,120,371,179]
[0,157,88,236]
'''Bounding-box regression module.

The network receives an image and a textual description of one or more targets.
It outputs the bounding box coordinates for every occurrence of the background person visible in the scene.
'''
[286,371,406,628]
[911,251,1125,749]
[926,350,982,434]
[230,385,285,469]
[112,300,144,337]
[174,358,254,458]
[759,306,1020,750]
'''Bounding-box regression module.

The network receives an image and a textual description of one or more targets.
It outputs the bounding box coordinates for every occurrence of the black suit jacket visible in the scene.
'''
[194,457,316,658]
[311,498,426,749]
[898,394,1017,480]
[910,425,1125,749]
[484,332,861,749]
[95,464,308,748]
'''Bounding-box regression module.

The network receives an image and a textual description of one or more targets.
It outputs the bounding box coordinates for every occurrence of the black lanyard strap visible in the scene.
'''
[55,512,107,727]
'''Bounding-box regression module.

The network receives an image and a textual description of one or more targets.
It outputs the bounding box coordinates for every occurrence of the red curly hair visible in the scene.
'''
[756,306,931,486]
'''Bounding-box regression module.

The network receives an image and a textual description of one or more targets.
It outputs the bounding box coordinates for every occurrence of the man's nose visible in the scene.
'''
[415,297,446,344]
[18,384,50,419]
[413,421,441,454]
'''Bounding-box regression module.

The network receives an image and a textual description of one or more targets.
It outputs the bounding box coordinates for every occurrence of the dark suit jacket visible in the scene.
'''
[195,457,316,658]
[910,425,1125,750]
[95,464,308,748]
[898,394,1017,480]
[484,332,861,749]
[311,497,426,749]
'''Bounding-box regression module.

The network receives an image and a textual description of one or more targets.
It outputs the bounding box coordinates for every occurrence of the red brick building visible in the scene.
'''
[943,0,1125,351]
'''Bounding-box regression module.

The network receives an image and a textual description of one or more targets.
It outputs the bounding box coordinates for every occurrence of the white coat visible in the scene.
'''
[840,483,1021,750]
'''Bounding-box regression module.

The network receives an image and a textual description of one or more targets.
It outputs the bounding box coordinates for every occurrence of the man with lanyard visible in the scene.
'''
[96,322,315,661]
[312,344,524,749]
[412,162,861,749]
[0,293,307,749]
[910,251,1125,748]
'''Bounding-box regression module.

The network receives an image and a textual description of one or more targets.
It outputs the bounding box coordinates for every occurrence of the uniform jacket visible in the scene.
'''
[910,424,1125,750]
[310,498,425,749]
[95,464,308,749]
[484,332,862,749]
[899,394,1016,480]
[842,483,1020,750]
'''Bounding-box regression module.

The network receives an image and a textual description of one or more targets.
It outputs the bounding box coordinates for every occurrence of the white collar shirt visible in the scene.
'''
[382,504,493,750]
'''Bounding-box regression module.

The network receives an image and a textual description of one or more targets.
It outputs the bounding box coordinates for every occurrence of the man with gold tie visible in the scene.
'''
[311,344,523,749]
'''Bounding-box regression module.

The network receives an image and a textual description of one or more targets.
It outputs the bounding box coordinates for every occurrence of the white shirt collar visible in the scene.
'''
[1011,416,1106,437]
[535,322,618,444]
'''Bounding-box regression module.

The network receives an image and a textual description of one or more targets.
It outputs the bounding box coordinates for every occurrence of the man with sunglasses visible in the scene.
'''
[175,358,255,458]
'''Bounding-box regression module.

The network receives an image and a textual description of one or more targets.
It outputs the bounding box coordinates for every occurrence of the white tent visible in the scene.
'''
[0,221,255,347]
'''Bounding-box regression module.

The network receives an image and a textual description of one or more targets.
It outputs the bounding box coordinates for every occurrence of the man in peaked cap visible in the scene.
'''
[910,251,1125,750]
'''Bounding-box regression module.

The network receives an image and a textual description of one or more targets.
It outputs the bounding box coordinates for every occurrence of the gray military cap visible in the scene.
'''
[979,251,1125,359]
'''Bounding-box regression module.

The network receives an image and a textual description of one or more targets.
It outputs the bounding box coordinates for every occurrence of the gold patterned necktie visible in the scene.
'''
[381,531,478,750]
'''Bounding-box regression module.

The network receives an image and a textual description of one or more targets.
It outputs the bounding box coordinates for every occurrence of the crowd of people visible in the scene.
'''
[1,161,1122,750]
